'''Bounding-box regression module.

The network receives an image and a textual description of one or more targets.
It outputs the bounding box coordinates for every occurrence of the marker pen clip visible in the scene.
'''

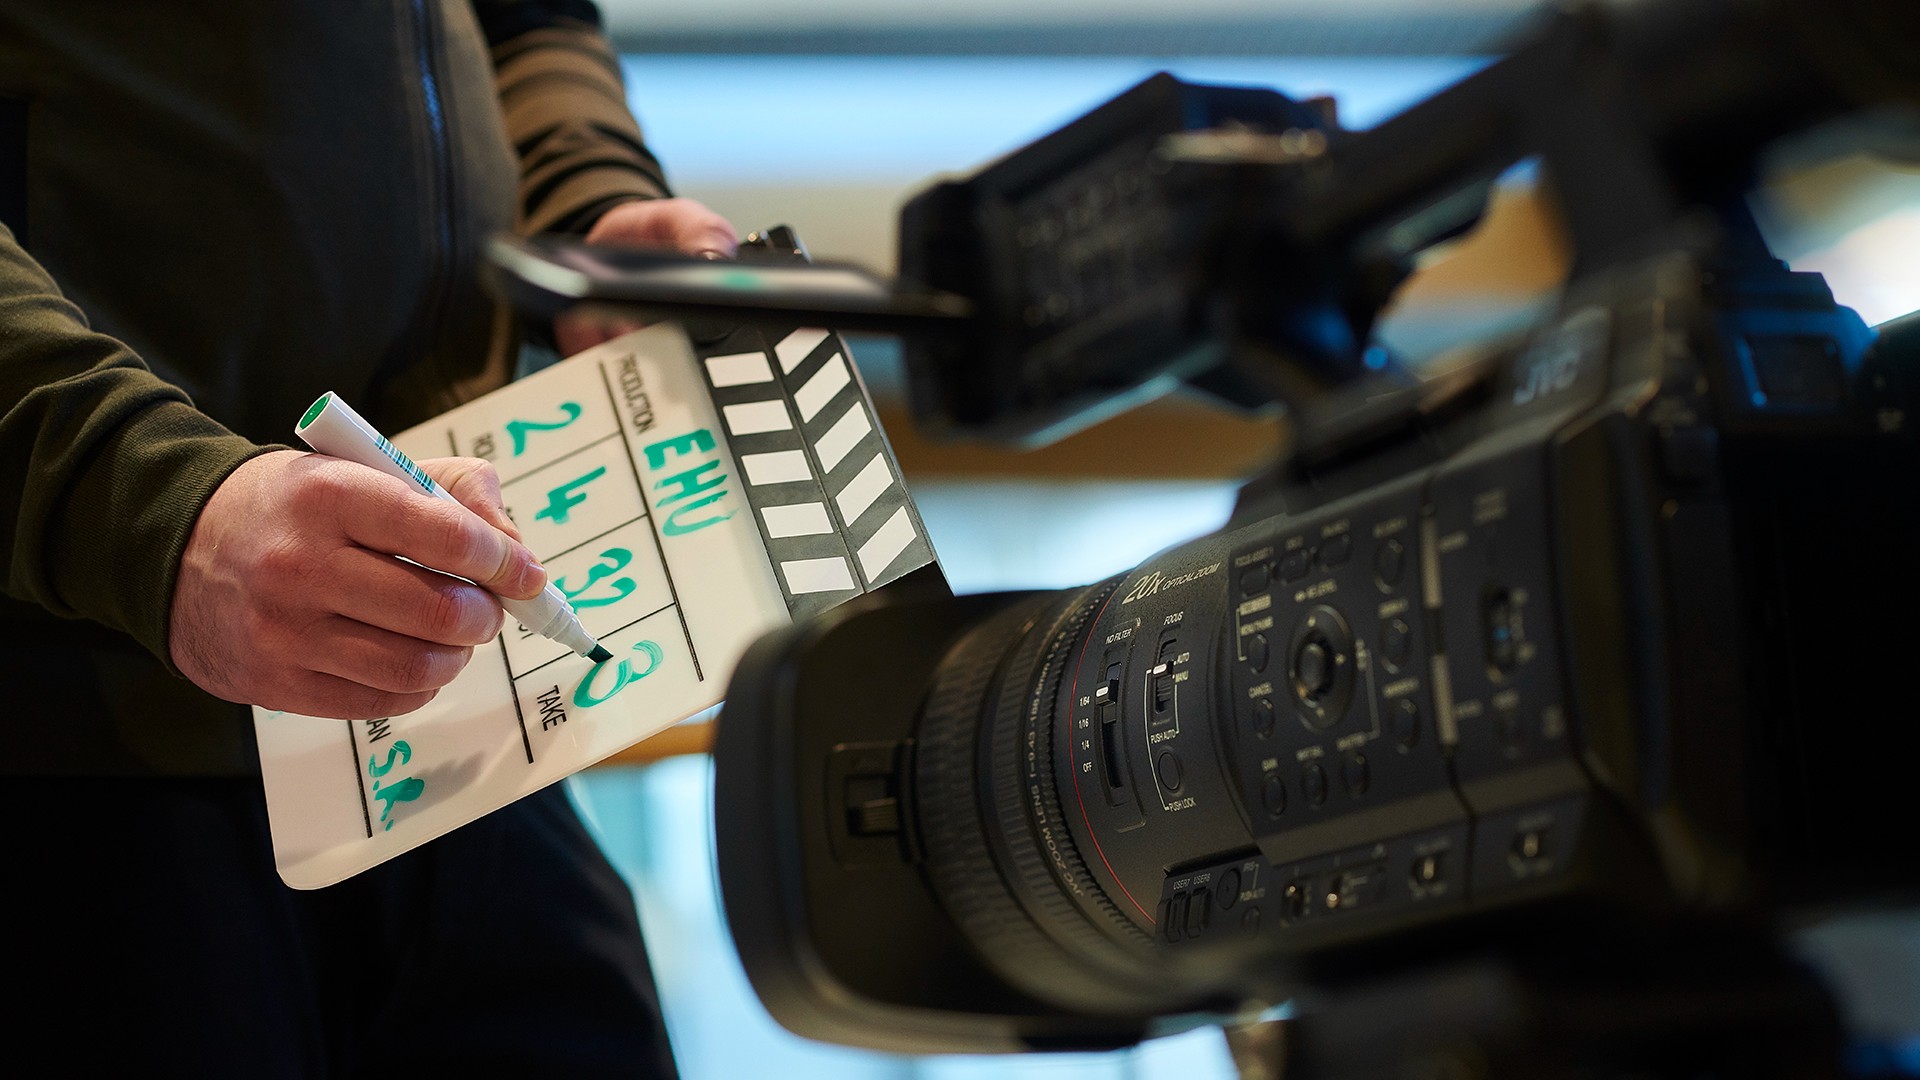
[294,391,613,665]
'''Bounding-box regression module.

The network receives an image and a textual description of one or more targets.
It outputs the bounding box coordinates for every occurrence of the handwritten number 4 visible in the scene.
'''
[535,466,605,526]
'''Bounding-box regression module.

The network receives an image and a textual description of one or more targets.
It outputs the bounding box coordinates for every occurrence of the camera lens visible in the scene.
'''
[910,580,1173,1015]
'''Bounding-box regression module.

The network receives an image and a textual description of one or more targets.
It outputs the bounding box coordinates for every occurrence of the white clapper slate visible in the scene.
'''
[253,321,934,888]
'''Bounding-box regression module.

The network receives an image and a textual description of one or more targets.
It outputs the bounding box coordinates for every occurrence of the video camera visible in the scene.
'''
[491,0,1920,1075]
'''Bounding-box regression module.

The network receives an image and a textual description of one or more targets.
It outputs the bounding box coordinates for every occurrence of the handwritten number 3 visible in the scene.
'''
[506,402,583,456]
[574,641,665,708]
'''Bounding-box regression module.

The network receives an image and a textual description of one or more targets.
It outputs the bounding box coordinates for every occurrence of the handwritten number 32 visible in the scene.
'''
[555,548,636,609]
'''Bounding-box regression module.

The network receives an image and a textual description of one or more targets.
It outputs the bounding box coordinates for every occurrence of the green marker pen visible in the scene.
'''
[296,391,614,665]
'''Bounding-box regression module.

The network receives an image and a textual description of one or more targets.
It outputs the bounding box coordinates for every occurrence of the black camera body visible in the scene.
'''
[717,239,1918,1054]
[701,0,1920,1064]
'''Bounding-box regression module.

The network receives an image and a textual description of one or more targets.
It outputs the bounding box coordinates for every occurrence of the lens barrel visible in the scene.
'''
[914,579,1195,1015]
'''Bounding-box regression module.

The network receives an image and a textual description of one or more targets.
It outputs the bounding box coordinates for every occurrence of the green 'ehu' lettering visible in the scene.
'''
[641,427,733,534]
[662,492,734,536]
[641,429,716,469]
[653,460,725,507]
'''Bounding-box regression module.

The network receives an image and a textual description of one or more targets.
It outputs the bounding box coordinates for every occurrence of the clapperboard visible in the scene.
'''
[252,227,945,888]
[695,227,940,620]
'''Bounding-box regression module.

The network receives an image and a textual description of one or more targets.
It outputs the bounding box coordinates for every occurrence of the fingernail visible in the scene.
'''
[513,549,547,598]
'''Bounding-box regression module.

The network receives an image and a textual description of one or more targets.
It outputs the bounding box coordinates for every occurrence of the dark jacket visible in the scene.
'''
[0,0,671,773]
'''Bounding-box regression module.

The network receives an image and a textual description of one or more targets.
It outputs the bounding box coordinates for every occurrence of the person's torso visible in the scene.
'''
[0,0,521,443]
[0,0,524,774]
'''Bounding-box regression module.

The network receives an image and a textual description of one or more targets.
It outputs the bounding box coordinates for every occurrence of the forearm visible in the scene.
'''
[479,0,672,234]
[0,226,268,665]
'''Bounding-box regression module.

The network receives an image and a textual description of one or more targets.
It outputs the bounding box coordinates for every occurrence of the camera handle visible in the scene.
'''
[1219,921,1849,1080]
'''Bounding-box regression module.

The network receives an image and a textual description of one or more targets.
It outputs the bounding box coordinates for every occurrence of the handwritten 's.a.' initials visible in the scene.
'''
[367,737,425,832]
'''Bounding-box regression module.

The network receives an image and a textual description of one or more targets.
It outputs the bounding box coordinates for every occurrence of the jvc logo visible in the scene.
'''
[1513,312,1603,406]
[1513,339,1583,406]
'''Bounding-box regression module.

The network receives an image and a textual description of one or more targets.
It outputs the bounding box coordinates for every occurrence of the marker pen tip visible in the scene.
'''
[587,644,614,664]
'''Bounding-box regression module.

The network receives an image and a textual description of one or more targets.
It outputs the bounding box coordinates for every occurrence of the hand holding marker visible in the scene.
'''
[296,392,614,664]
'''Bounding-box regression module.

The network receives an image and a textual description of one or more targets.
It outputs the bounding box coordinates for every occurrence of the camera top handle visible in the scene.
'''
[897,0,1920,451]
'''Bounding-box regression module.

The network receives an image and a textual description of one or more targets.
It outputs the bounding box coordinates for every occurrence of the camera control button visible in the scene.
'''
[1374,537,1407,590]
[1497,704,1524,748]
[1320,532,1352,568]
[1248,632,1270,674]
[1239,563,1270,597]
[1484,587,1520,675]
[1342,752,1370,797]
[1511,827,1549,863]
[1289,606,1356,730]
[1164,893,1187,943]
[1302,762,1329,806]
[1392,699,1421,750]
[1659,424,1720,486]
[1156,751,1183,791]
[1295,639,1333,696]
[1261,773,1288,817]
[1281,881,1310,920]
[1280,548,1311,582]
[1185,888,1210,937]
[1217,869,1241,907]
[1381,618,1412,671]
[1412,853,1444,888]
[1250,697,1276,739]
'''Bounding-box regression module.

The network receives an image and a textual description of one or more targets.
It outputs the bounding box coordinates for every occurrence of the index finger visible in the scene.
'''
[421,456,522,541]
[326,467,545,599]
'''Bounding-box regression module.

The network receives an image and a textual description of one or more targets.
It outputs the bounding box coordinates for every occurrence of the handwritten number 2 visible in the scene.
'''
[505,402,582,456]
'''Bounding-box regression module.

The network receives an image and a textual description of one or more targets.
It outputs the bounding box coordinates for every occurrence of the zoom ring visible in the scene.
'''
[915,586,1159,1015]
[987,579,1155,963]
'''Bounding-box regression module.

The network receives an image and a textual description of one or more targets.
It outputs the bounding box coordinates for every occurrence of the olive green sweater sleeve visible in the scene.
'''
[0,224,271,668]
[485,10,673,235]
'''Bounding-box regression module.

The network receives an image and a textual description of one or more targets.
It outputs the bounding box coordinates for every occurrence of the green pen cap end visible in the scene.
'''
[298,392,332,432]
